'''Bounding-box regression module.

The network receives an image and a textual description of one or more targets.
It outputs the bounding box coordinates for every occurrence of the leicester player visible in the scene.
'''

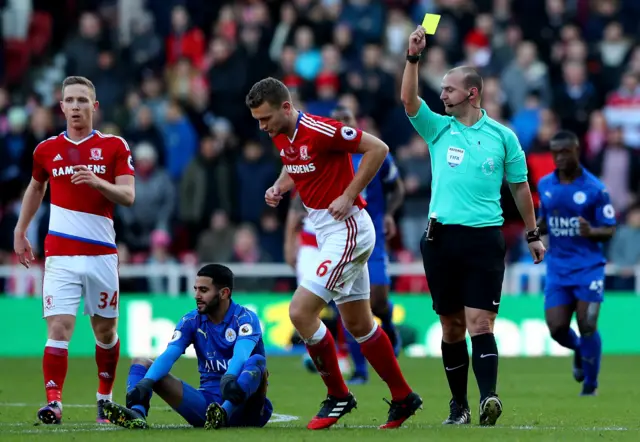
[537,130,616,396]
[103,264,273,429]
[331,105,406,384]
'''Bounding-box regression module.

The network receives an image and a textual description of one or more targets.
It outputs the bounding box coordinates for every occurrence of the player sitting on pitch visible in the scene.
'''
[103,264,273,429]
[537,130,616,396]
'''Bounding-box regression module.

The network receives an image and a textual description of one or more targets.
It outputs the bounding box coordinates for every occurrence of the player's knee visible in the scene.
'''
[92,320,117,344]
[131,357,153,368]
[547,323,570,342]
[577,319,597,337]
[342,315,375,339]
[246,354,267,370]
[440,314,466,342]
[370,287,389,317]
[46,316,74,341]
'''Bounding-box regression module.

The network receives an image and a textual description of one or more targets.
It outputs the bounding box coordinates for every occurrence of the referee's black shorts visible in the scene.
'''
[420,224,506,316]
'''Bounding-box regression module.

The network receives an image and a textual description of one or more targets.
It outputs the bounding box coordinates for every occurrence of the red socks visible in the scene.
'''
[360,326,412,401]
[96,338,120,397]
[43,343,68,404]
[306,330,349,398]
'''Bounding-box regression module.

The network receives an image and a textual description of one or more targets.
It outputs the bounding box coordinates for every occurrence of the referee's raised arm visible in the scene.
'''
[400,26,425,117]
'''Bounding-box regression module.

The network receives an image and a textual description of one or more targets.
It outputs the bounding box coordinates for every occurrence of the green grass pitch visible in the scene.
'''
[1,355,639,441]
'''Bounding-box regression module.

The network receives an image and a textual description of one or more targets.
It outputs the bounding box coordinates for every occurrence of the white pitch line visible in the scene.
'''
[0,402,298,428]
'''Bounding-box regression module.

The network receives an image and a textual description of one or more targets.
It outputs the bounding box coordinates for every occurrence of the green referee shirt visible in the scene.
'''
[408,98,528,227]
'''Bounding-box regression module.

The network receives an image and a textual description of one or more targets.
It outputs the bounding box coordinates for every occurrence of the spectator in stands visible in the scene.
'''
[160,99,198,181]
[231,223,274,292]
[397,135,432,257]
[166,5,205,69]
[590,126,640,216]
[117,143,176,252]
[146,230,178,294]
[235,141,277,227]
[501,41,552,115]
[179,135,235,242]
[196,210,235,264]
[608,204,640,290]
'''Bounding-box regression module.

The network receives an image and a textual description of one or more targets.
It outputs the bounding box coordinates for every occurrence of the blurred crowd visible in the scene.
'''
[0,0,640,293]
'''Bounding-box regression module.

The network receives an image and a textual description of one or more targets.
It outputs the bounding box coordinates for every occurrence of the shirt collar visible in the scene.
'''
[452,109,488,130]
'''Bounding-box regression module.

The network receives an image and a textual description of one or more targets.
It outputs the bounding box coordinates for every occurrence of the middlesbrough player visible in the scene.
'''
[13,76,135,424]
[331,105,405,384]
[246,77,422,430]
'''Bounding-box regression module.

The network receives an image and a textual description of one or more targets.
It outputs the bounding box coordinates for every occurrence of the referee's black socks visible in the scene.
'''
[471,333,498,400]
[441,340,469,408]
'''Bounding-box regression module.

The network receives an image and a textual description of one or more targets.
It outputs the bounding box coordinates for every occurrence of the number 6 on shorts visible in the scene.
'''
[316,260,331,277]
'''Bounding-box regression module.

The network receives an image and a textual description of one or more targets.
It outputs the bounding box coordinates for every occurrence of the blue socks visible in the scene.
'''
[580,331,601,389]
[127,364,150,416]
[342,322,368,378]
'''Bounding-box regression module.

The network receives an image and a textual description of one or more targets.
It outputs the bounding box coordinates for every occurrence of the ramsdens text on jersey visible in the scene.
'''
[52,165,107,177]
[285,164,316,174]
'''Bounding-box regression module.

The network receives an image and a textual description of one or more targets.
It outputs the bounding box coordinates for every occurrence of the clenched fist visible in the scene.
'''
[408,25,426,56]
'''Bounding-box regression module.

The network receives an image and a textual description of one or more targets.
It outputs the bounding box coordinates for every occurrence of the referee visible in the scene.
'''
[400,26,545,426]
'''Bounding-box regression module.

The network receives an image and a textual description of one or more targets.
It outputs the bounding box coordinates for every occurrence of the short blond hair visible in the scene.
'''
[62,76,96,99]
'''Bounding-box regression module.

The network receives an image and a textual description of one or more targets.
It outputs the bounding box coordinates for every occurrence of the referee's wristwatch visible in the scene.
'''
[525,227,541,243]
[406,50,421,64]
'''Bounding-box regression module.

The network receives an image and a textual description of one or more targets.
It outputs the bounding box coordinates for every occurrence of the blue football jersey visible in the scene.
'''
[351,153,399,236]
[537,168,616,285]
[167,301,264,391]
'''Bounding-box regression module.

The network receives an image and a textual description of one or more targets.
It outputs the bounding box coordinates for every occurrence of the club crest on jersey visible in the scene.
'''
[90,148,103,160]
[225,328,237,342]
[300,145,310,161]
[44,295,54,310]
[341,126,357,140]
[573,191,587,205]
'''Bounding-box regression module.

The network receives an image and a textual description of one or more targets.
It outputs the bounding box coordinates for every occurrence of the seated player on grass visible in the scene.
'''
[103,264,273,430]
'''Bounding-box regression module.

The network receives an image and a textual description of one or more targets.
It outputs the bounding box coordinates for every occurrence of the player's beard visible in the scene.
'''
[201,294,220,315]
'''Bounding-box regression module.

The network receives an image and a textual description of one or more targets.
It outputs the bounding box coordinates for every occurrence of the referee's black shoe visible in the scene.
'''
[479,394,502,426]
[442,399,470,425]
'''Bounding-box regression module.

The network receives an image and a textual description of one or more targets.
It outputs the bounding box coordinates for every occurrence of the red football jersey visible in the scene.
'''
[273,112,366,230]
[32,130,135,257]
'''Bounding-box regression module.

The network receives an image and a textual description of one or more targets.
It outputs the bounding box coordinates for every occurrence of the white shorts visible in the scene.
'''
[296,245,320,285]
[300,209,375,305]
[42,254,120,318]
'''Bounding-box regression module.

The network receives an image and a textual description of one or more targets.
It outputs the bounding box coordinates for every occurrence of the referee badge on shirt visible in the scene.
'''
[446,146,465,167]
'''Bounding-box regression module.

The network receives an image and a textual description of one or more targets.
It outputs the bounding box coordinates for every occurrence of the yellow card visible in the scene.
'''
[421,13,441,35]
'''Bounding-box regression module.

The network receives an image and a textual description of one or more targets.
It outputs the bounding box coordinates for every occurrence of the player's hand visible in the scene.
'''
[125,378,154,409]
[71,165,103,189]
[328,193,355,221]
[265,186,283,207]
[221,374,246,405]
[408,25,426,56]
[578,216,592,237]
[14,232,35,268]
[528,240,546,264]
[383,214,397,240]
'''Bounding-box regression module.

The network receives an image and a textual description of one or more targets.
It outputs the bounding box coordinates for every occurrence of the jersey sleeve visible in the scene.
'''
[113,136,135,177]
[381,154,400,183]
[504,129,528,183]
[32,143,49,183]
[167,314,196,354]
[314,119,363,153]
[236,310,262,344]
[594,189,617,226]
[406,98,451,146]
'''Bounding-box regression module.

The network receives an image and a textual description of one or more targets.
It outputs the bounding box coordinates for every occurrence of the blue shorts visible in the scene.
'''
[544,282,604,310]
[174,381,273,428]
[368,246,390,286]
